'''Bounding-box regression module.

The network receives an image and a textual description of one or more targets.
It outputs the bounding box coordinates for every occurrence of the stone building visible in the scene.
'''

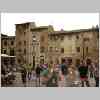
[15,22,99,67]
[48,27,99,65]
[74,27,99,64]
[1,34,16,65]
[30,25,53,66]
[1,34,15,56]
[15,22,36,66]
[48,30,77,65]
[15,22,53,68]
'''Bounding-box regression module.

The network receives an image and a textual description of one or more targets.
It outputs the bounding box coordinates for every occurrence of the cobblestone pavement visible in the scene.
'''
[8,72,96,87]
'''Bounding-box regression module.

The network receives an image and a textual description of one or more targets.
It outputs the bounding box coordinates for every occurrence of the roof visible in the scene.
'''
[1,34,8,37]
[15,22,35,25]
[32,26,49,29]
[49,27,99,35]
[31,25,53,31]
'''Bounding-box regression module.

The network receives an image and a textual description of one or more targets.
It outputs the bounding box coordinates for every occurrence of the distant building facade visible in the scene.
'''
[1,34,15,56]
[15,22,36,66]
[15,22,54,68]
[1,34,16,65]
[31,25,53,66]
[48,27,99,65]
[2,21,97,68]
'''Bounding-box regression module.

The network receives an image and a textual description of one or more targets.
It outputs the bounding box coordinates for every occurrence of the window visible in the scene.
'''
[61,36,64,40]
[24,49,26,54]
[24,41,26,45]
[10,49,13,56]
[10,49,14,56]
[40,46,45,53]
[4,41,7,46]
[18,59,21,64]
[1,49,3,54]
[18,49,22,52]
[50,36,52,40]
[86,47,88,54]
[50,60,53,64]
[18,41,21,46]
[11,41,14,45]
[4,49,7,54]
[49,47,53,52]
[24,31,26,35]
[68,35,72,40]
[41,36,45,42]
[83,38,89,41]
[61,48,64,53]
[76,35,79,39]
[55,36,58,40]
[76,47,80,52]
[18,26,22,33]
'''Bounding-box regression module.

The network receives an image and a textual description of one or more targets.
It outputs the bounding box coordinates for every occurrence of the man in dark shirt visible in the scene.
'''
[21,66,27,87]
[60,59,68,76]
[78,61,90,87]
[35,64,42,86]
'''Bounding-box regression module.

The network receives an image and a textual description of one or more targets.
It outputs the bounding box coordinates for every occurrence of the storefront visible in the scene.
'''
[1,54,16,67]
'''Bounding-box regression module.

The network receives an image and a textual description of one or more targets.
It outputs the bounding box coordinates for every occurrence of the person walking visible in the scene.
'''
[78,60,90,87]
[86,59,94,79]
[94,60,99,87]
[35,64,42,87]
[46,67,59,87]
[66,63,78,87]
[21,65,27,87]
[27,64,32,80]
[60,59,68,76]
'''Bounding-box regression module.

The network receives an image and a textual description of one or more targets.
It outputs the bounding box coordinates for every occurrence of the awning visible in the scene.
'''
[8,56,16,58]
[1,54,9,57]
[1,54,16,58]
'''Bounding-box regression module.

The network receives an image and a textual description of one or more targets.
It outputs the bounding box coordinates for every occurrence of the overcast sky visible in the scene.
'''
[1,13,99,36]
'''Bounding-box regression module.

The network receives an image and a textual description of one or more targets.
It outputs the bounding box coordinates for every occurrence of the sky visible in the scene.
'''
[1,13,99,36]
